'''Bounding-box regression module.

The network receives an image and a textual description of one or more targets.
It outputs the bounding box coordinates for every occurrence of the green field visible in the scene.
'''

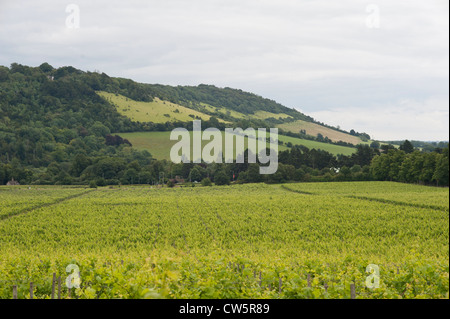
[0,182,448,299]
[119,131,356,161]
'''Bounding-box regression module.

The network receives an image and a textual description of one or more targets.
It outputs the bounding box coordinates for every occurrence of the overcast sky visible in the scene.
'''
[0,0,448,141]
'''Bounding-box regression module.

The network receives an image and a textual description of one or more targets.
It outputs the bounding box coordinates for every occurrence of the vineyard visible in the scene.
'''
[0,182,448,299]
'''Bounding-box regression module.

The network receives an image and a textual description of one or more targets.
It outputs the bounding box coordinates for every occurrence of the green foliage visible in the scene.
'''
[400,140,415,154]
[188,167,204,183]
[371,147,449,186]
[370,141,381,149]
[201,178,212,187]
[214,170,230,186]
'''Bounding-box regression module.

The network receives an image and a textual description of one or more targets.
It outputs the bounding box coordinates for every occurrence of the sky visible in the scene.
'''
[0,0,448,141]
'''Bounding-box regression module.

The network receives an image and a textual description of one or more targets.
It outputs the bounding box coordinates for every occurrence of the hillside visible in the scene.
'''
[0,63,447,187]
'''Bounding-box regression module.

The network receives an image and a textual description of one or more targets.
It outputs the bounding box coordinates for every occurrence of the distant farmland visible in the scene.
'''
[118,131,357,161]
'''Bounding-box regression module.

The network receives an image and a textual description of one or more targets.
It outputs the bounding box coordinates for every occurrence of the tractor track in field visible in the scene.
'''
[280,185,315,195]
[280,184,448,212]
[0,190,96,221]
[347,195,449,212]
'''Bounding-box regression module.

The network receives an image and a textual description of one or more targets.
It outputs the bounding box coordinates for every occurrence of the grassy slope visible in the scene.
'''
[98,91,225,123]
[278,120,363,145]
[119,131,356,160]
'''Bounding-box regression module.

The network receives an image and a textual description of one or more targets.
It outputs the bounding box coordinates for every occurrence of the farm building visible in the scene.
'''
[6,178,20,186]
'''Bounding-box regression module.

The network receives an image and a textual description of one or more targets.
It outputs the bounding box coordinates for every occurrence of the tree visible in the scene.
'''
[316,133,324,142]
[188,166,203,183]
[93,158,127,180]
[39,62,54,73]
[167,180,175,188]
[0,66,9,82]
[433,149,449,186]
[70,154,92,177]
[370,154,391,181]
[388,150,406,181]
[201,178,212,187]
[350,165,362,174]
[381,144,396,153]
[123,168,138,185]
[420,152,437,184]
[353,144,377,167]
[214,170,230,186]
[370,141,381,149]
[90,122,111,137]
[340,166,352,179]
[246,164,264,183]
[400,140,414,154]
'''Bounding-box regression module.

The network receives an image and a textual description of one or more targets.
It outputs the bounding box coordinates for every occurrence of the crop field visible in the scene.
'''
[0,182,448,299]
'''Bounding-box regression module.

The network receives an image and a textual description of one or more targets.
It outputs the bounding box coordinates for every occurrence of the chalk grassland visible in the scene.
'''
[97,91,222,123]
[118,131,356,161]
[277,120,363,145]
[0,182,448,299]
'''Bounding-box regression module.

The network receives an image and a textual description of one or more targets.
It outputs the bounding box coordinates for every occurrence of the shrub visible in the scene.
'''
[201,178,212,187]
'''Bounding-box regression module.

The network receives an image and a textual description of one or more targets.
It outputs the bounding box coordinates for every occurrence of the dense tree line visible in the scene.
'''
[2,137,446,187]
[371,147,449,186]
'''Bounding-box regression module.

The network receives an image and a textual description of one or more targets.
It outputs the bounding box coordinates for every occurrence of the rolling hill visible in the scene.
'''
[0,62,361,167]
